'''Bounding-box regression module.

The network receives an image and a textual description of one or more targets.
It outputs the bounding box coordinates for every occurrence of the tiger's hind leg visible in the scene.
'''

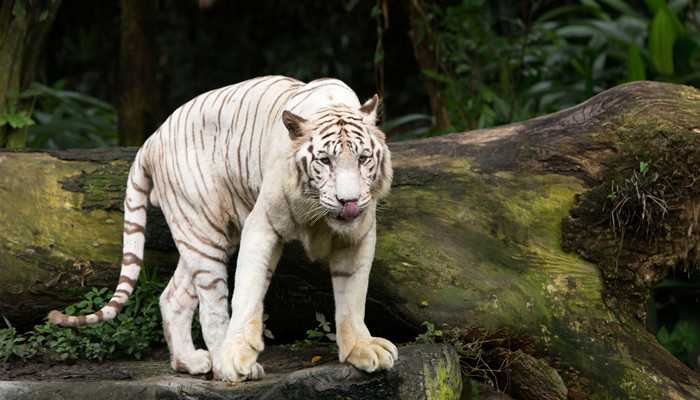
[160,259,212,374]
[175,245,233,380]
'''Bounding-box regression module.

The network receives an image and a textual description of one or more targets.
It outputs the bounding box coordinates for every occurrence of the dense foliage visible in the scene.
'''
[0,268,163,362]
[23,82,118,148]
[416,0,700,131]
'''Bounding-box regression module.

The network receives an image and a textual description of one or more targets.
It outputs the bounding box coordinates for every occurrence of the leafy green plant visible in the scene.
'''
[29,282,162,361]
[0,317,29,363]
[0,110,34,130]
[657,320,700,368]
[304,312,336,343]
[285,312,337,351]
[548,0,700,84]
[381,113,434,141]
[0,89,36,148]
[416,0,700,132]
[649,272,700,371]
[639,160,650,175]
[415,321,443,344]
[417,0,588,131]
[3,267,166,363]
[21,81,118,149]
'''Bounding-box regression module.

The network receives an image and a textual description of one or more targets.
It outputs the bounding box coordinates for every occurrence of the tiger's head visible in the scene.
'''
[283,95,392,231]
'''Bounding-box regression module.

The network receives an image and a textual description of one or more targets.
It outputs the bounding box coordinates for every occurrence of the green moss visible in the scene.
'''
[0,154,121,262]
[61,160,131,211]
[374,153,697,398]
[377,160,593,330]
[423,349,462,400]
[0,153,176,324]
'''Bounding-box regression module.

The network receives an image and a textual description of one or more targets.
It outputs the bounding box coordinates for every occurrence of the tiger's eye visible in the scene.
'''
[358,155,369,164]
[320,157,331,165]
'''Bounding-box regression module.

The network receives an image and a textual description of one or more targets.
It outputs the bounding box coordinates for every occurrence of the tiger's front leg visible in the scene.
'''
[215,206,282,383]
[330,224,398,372]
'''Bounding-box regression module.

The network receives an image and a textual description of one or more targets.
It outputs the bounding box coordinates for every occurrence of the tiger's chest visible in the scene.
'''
[294,213,372,262]
[298,224,334,262]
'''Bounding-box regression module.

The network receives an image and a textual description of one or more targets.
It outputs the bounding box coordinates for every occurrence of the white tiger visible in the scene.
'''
[48,76,396,382]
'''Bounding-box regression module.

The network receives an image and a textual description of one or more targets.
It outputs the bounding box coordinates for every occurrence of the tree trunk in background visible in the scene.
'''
[118,0,160,146]
[0,0,61,148]
[406,0,451,131]
[1,82,700,399]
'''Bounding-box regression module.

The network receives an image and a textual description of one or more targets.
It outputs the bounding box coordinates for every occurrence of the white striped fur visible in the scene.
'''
[48,76,396,382]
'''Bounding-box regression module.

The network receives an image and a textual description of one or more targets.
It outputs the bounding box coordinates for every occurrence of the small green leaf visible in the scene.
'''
[580,0,602,10]
[6,112,34,129]
[421,68,452,84]
[649,8,678,75]
[12,0,26,18]
[370,4,380,18]
[626,45,647,82]
[556,24,598,38]
[639,161,650,175]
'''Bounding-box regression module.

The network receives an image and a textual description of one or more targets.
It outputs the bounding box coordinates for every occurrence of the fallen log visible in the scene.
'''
[1,81,699,399]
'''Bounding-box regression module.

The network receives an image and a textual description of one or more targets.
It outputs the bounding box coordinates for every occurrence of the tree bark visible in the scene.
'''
[118,0,160,146]
[0,81,699,399]
[0,0,61,148]
[406,0,451,131]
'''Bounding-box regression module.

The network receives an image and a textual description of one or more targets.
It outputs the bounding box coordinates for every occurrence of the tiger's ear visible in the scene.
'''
[282,110,309,140]
[359,94,381,126]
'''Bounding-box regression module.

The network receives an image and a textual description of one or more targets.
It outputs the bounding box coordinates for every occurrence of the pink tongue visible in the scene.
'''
[341,202,360,219]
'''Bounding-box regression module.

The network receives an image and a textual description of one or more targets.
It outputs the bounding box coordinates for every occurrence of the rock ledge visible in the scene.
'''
[0,344,461,400]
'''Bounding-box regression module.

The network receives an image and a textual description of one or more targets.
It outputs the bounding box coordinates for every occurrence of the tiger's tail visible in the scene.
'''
[48,149,152,327]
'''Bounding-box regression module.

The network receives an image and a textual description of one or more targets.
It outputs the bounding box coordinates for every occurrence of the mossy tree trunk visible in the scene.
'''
[0,81,699,399]
[0,0,61,148]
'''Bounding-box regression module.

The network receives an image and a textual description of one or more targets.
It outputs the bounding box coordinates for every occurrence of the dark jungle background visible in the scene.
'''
[1,0,699,372]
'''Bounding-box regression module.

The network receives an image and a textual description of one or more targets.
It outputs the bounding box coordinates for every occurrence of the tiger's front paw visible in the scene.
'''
[214,336,265,383]
[345,337,399,373]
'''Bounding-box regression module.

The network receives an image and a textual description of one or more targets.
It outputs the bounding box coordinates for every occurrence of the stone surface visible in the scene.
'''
[0,344,461,400]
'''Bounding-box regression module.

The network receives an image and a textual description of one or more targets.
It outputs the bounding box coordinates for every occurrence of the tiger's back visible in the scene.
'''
[141,76,301,248]
[140,76,364,250]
